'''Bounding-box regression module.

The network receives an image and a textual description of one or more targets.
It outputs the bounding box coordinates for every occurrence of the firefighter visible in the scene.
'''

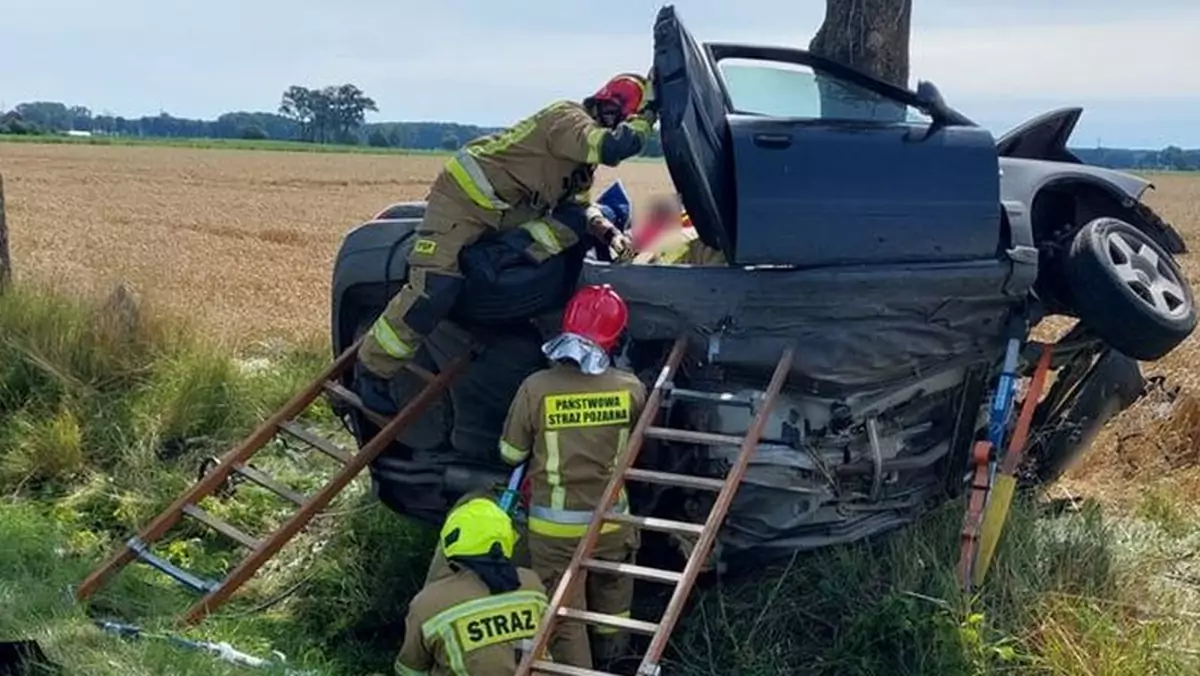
[355,74,658,408]
[395,497,550,676]
[497,284,646,668]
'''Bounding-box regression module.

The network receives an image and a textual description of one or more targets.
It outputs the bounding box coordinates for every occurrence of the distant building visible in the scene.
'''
[66,129,92,137]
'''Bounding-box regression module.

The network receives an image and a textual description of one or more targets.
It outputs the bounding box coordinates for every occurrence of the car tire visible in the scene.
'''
[1131,201,1187,255]
[1065,217,1196,361]
[454,245,583,325]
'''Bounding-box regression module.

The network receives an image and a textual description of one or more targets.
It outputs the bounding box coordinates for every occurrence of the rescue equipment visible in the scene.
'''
[74,338,470,625]
[515,336,795,676]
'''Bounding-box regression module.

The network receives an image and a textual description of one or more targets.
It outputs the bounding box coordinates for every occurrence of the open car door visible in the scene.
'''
[652,5,737,259]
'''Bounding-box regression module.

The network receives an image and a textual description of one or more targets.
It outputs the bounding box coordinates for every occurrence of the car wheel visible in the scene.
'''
[1065,217,1196,361]
[454,239,585,324]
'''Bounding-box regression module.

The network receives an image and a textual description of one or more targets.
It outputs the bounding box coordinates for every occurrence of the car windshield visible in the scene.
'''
[716,57,930,124]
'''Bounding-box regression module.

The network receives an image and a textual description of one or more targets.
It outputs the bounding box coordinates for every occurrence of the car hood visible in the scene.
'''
[995,107,1083,163]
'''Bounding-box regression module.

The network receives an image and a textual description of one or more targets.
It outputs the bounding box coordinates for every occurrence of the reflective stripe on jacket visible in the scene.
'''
[395,568,549,676]
[442,101,652,224]
[498,363,647,538]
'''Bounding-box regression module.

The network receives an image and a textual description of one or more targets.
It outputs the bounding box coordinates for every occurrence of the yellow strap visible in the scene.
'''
[521,220,563,255]
[370,316,413,359]
[499,439,528,465]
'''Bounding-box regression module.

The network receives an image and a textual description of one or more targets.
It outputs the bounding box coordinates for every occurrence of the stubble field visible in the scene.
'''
[3,140,1200,502]
[0,143,674,345]
[4,140,1200,673]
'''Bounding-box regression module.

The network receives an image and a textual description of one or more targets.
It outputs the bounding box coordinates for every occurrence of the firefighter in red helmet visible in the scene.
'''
[497,284,647,669]
[354,75,658,413]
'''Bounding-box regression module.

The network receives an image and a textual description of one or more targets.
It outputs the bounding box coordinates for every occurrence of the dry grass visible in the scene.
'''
[1054,175,1200,507]
[3,142,1200,506]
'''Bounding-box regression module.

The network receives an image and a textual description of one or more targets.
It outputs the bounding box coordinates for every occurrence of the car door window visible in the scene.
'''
[716,58,930,124]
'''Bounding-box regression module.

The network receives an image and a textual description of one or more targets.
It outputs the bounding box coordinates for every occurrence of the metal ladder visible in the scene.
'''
[516,337,795,676]
[74,338,468,625]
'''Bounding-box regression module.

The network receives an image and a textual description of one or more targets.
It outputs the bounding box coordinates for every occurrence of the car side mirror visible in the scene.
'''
[915,80,946,112]
[914,80,975,127]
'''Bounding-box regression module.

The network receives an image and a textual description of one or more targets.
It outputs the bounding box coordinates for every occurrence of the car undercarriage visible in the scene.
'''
[327,6,1195,567]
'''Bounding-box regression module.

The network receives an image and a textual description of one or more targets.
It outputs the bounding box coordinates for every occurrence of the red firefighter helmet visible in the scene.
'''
[587,74,648,121]
[561,284,629,351]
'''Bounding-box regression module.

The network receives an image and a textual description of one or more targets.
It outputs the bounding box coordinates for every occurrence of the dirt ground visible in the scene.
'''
[2,142,1199,503]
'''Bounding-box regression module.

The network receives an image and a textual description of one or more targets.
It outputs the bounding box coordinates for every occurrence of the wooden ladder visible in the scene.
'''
[516,337,795,676]
[74,338,469,625]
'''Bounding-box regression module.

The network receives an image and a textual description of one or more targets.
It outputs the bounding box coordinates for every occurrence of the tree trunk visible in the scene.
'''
[0,173,10,291]
[809,0,913,88]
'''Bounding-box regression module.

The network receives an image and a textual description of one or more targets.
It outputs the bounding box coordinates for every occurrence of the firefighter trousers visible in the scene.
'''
[528,527,640,668]
[358,189,583,381]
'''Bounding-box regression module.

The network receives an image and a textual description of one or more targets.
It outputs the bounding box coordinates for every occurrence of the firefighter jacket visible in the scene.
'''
[395,567,549,676]
[499,363,647,538]
[438,101,655,234]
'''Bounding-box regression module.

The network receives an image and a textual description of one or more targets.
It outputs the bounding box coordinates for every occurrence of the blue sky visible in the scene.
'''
[2,0,1198,147]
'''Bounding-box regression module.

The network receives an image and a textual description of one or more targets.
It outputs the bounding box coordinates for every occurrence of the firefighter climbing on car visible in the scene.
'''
[354,72,660,413]
[496,284,647,669]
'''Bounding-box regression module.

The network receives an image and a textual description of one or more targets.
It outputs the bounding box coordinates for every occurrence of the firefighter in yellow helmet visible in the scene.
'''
[355,74,658,411]
[497,285,646,669]
[395,498,550,676]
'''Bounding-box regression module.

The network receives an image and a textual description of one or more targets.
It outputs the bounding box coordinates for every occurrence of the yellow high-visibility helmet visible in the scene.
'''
[440,497,517,560]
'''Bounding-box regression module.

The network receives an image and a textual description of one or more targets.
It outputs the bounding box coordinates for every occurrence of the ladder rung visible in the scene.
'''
[182,504,262,550]
[529,660,619,676]
[557,608,659,636]
[127,537,219,594]
[322,382,391,427]
[277,421,352,464]
[582,558,682,585]
[646,426,745,447]
[604,512,704,536]
[625,468,725,492]
[232,464,307,506]
[403,362,437,384]
[668,387,757,408]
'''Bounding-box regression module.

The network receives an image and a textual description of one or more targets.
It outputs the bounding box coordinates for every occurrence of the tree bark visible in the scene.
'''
[809,0,913,88]
[0,173,10,291]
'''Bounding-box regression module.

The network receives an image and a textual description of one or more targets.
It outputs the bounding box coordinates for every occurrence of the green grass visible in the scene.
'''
[2,282,1197,675]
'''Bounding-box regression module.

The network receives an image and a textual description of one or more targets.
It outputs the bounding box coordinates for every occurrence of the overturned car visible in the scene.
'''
[328,6,1195,564]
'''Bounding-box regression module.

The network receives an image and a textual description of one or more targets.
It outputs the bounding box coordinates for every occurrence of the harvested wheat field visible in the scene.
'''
[0,142,673,344]
[3,140,1200,504]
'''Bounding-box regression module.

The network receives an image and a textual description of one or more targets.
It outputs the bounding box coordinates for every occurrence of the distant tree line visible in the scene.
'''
[0,84,667,158]
[0,87,1191,168]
